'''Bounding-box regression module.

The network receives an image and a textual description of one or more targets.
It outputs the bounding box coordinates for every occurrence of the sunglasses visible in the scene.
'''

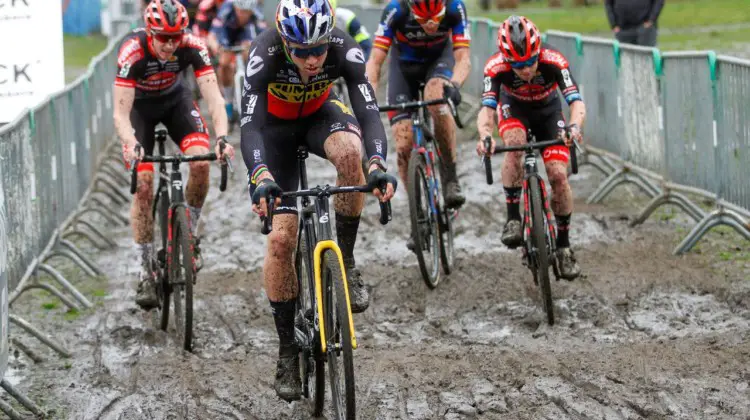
[413,7,446,25]
[152,31,184,44]
[287,42,329,58]
[510,55,539,69]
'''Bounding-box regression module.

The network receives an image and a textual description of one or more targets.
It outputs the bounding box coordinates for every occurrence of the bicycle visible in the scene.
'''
[481,127,579,325]
[259,146,392,419]
[378,85,463,289]
[129,128,231,351]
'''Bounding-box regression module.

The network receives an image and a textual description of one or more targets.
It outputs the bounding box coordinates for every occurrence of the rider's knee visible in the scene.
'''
[546,161,569,188]
[219,51,233,67]
[501,127,526,146]
[188,159,210,178]
[134,171,154,202]
[267,227,296,261]
[423,78,446,100]
[326,131,361,173]
[393,121,412,148]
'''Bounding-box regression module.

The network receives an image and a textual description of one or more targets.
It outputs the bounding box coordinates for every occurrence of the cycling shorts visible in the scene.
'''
[129,87,211,172]
[386,45,454,125]
[497,93,570,165]
[261,96,362,215]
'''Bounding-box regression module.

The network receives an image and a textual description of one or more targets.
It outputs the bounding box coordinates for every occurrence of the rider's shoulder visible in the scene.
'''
[538,45,569,69]
[117,30,147,64]
[250,29,285,58]
[483,51,511,76]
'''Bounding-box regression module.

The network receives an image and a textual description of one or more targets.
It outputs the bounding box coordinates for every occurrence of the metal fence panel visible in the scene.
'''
[661,53,717,193]
[618,45,663,173]
[577,38,619,153]
[0,146,9,379]
[30,101,61,251]
[469,19,492,99]
[715,57,750,210]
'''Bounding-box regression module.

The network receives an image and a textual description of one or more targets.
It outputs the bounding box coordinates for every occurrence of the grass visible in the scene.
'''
[472,0,750,34]
[63,34,109,82]
[658,28,750,52]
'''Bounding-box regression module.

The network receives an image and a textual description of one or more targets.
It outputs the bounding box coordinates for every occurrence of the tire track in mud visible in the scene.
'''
[4,108,750,419]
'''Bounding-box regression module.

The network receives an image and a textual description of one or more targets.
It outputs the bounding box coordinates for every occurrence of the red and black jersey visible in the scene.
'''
[114,28,214,99]
[481,45,582,109]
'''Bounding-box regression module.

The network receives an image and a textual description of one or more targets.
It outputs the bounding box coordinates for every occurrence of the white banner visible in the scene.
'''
[0,0,65,123]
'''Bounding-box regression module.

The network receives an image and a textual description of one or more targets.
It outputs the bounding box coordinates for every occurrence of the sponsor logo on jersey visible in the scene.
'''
[269,80,332,103]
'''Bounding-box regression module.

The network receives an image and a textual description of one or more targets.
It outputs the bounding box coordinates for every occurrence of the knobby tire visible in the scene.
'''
[170,206,195,351]
[529,178,554,325]
[407,150,440,288]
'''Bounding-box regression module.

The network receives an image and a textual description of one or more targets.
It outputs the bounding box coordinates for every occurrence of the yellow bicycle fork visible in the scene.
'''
[312,240,358,353]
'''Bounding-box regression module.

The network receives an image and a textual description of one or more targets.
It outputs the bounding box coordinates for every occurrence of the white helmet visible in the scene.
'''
[233,0,257,10]
[276,0,335,45]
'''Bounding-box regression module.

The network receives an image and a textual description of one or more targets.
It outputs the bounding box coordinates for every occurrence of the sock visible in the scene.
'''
[188,205,202,236]
[135,243,153,271]
[270,300,297,357]
[504,187,522,221]
[555,213,571,248]
[335,213,360,266]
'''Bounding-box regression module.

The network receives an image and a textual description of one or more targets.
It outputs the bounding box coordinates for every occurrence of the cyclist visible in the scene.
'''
[241,0,397,401]
[366,0,471,251]
[207,0,266,120]
[330,0,373,60]
[193,0,225,40]
[475,15,585,280]
[114,0,235,309]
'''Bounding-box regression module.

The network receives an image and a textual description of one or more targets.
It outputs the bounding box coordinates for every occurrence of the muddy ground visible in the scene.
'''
[3,99,750,420]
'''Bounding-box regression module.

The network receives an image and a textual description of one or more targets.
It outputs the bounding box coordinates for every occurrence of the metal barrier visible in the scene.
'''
[0,18,138,418]
[344,4,749,254]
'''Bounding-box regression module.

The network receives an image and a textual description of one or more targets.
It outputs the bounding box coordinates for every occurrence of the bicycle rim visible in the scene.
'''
[170,207,195,351]
[323,250,355,420]
[407,151,440,288]
[529,179,554,326]
[295,228,325,415]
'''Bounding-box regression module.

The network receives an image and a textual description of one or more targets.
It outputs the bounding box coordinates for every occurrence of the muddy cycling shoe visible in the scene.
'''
[501,219,523,249]
[344,263,370,313]
[443,180,466,209]
[135,270,159,310]
[274,355,301,402]
[555,247,581,280]
[193,236,203,273]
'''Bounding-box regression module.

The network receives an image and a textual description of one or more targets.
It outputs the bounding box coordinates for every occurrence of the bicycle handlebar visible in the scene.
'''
[226,45,247,53]
[129,143,230,194]
[377,95,464,129]
[259,184,393,235]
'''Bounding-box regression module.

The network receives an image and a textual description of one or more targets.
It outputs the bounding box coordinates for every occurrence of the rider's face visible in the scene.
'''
[234,7,253,25]
[151,32,183,60]
[286,40,329,78]
[512,60,539,82]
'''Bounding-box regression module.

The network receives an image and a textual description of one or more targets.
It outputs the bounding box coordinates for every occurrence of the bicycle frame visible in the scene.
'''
[519,150,557,266]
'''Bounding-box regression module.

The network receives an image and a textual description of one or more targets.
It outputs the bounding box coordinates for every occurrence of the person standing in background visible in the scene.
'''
[605,0,664,47]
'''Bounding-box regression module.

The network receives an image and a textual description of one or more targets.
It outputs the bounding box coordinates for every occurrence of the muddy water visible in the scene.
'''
[5,109,750,420]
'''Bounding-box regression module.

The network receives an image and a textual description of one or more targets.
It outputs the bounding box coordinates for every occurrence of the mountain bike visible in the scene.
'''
[481,127,578,325]
[129,128,231,351]
[259,146,392,419]
[378,86,462,289]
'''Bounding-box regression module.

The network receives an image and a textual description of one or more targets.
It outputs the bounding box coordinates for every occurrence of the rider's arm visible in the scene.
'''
[342,41,389,171]
[366,0,400,93]
[113,36,142,148]
[449,0,471,87]
[478,58,502,140]
[113,85,137,147]
[240,48,272,184]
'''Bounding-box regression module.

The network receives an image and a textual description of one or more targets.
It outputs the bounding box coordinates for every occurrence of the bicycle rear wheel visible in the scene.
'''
[295,228,326,416]
[434,154,455,275]
[528,178,554,325]
[169,206,195,351]
[407,150,441,288]
[322,249,355,420]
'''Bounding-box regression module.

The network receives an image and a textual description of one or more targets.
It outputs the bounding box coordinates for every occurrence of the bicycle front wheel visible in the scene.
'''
[152,187,171,331]
[322,249,355,419]
[169,206,195,351]
[408,150,441,288]
[528,178,554,326]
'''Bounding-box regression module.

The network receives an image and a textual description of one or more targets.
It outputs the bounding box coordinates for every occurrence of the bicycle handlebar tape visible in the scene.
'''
[483,136,493,185]
[219,141,228,192]
[570,145,578,175]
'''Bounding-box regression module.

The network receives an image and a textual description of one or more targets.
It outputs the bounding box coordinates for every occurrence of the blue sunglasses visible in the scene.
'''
[510,55,539,69]
[287,42,329,58]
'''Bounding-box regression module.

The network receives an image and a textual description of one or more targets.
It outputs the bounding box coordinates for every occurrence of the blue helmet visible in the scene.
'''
[276,0,335,45]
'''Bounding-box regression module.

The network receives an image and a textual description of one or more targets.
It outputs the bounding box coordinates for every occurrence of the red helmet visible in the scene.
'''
[498,15,541,62]
[144,0,189,34]
[408,0,446,20]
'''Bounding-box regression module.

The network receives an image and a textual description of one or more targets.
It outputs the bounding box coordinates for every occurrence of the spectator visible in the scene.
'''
[605,0,664,47]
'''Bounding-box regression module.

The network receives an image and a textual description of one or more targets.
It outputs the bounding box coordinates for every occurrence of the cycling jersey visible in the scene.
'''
[373,0,470,63]
[210,1,264,48]
[115,28,215,99]
[240,27,388,184]
[481,45,582,109]
[334,7,372,59]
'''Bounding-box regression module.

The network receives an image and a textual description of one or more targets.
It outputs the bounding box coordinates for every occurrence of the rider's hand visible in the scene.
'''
[476,136,496,156]
[367,166,398,202]
[215,136,235,162]
[122,139,143,162]
[250,178,282,217]
[562,123,582,147]
[443,81,462,106]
